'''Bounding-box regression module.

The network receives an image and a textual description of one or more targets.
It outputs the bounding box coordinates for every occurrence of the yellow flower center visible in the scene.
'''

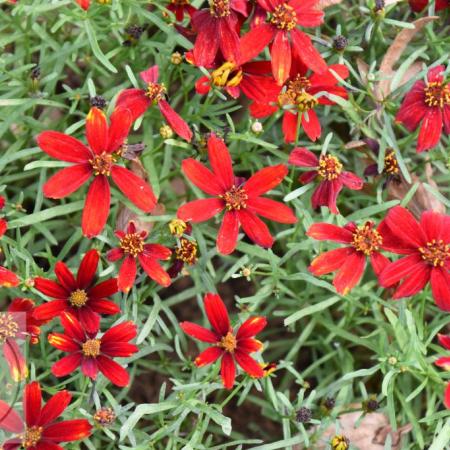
[169,219,187,237]
[419,239,449,267]
[270,3,297,30]
[176,238,198,265]
[220,186,248,210]
[82,338,102,357]
[94,407,116,426]
[220,332,237,352]
[22,426,43,448]
[145,82,166,104]
[351,222,383,256]
[211,62,243,88]
[90,152,115,176]
[317,155,343,180]
[383,150,399,175]
[210,0,230,17]
[424,81,450,109]
[331,435,349,450]
[120,233,145,257]
[279,76,318,112]
[0,312,19,344]
[69,289,88,308]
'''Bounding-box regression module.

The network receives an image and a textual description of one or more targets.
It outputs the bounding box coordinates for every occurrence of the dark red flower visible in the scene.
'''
[288,147,363,214]
[243,0,326,85]
[116,65,192,142]
[49,312,139,387]
[106,221,172,293]
[378,206,450,310]
[0,381,92,449]
[167,0,197,21]
[37,107,157,238]
[177,134,297,255]
[167,220,198,278]
[0,195,6,238]
[33,249,120,334]
[250,61,349,142]
[307,221,390,295]
[0,267,19,288]
[180,293,267,389]
[408,0,449,12]
[434,333,450,409]
[396,65,450,152]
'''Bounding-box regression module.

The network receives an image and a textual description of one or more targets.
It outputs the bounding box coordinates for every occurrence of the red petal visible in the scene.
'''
[379,254,424,287]
[48,333,79,352]
[0,400,23,433]
[86,107,108,154]
[282,111,298,143]
[288,147,318,167]
[239,24,275,65]
[138,253,171,287]
[207,134,234,191]
[43,164,92,199]
[111,165,156,213]
[118,256,137,293]
[271,30,291,85]
[144,244,172,260]
[420,210,446,242]
[370,252,391,278]
[55,262,76,292]
[333,251,366,295]
[60,312,85,341]
[177,198,224,223]
[237,338,263,353]
[236,316,267,340]
[194,346,223,367]
[102,321,137,344]
[431,268,450,312]
[180,322,218,343]
[385,206,427,248]
[81,357,99,380]
[417,108,443,152]
[204,293,230,336]
[87,278,118,299]
[291,29,327,74]
[116,89,150,121]
[306,223,353,243]
[218,16,241,64]
[107,248,124,262]
[445,383,450,409]
[38,391,71,426]
[140,65,159,84]
[42,419,92,442]
[340,171,363,190]
[438,334,450,350]
[244,164,288,197]
[309,247,351,276]
[217,210,240,255]
[311,179,343,214]
[88,298,121,315]
[393,263,431,299]
[192,15,219,67]
[234,350,264,378]
[246,197,297,224]
[238,209,274,248]
[81,176,110,238]
[4,340,27,381]
[158,100,193,142]
[78,308,100,334]
[182,158,224,195]
[96,355,130,387]
[34,278,68,298]
[302,109,321,141]
[37,131,91,163]
[0,266,19,287]
[291,0,324,26]
[100,342,138,357]
[77,249,99,289]
[221,352,236,389]
[107,108,132,153]
[51,353,82,377]
[33,299,68,321]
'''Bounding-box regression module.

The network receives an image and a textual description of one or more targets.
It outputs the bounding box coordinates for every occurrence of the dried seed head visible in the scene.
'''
[333,35,348,51]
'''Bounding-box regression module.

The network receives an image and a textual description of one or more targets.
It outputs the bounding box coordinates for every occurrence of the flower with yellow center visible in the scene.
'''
[419,239,449,267]
[89,153,115,176]
[176,238,198,265]
[424,81,450,109]
[317,155,343,180]
[219,331,237,352]
[211,62,243,89]
[220,186,248,211]
[0,312,19,344]
[209,0,230,17]
[270,3,297,30]
[22,426,44,448]
[119,233,145,257]
[82,338,101,357]
[351,222,383,256]
[383,150,399,175]
[145,82,166,104]
[69,289,88,308]
[169,218,188,237]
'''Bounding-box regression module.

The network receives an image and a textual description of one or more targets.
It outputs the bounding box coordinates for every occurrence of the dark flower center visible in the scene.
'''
[419,239,449,267]
[318,155,343,180]
[210,0,231,17]
[352,222,382,256]
[219,331,237,352]
[120,233,145,257]
[211,62,243,88]
[82,338,101,357]
[176,238,198,265]
[145,82,166,104]
[383,150,399,175]
[22,426,43,448]
[90,152,114,176]
[424,81,450,109]
[270,3,297,30]
[279,76,318,111]
[0,312,19,344]
[220,186,248,210]
[69,289,88,308]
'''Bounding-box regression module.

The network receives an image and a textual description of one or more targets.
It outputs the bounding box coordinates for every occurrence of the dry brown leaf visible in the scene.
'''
[344,140,368,150]
[375,16,438,100]
[296,411,411,450]
[317,0,342,9]
[356,58,369,86]
[397,61,423,89]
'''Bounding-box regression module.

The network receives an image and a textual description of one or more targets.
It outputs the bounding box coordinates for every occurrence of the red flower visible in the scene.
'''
[107,221,172,293]
[177,134,297,255]
[434,333,450,409]
[76,0,90,9]
[307,221,390,295]
[1,298,45,382]
[167,0,197,21]
[180,293,267,389]
[33,249,120,334]
[0,381,92,449]
[250,61,349,142]
[0,195,6,238]
[0,267,19,288]
[37,107,157,238]
[378,206,450,310]
[116,65,192,142]
[244,0,327,85]
[408,0,449,12]
[49,312,139,387]
[288,147,363,214]
[396,65,450,152]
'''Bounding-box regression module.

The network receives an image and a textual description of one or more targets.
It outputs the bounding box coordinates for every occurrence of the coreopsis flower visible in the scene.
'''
[33,249,120,333]
[288,147,363,214]
[37,107,157,238]
[307,221,390,295]
[116,65,192,142]
[244,0,327,84]
[167,221,198,278]
[0,381,92,449]
[396,65,450,152]
[250,62,349,142]
[167,0,196,21]
[363,139,400,185]
[408,0,449,12]
[1,298,44,381]
[0,266,19,288]
[49,312,138,387]
[180,293,267,389]
[435,333,450,408]
[93,407,116,426]
[378,206,450,309]
[177,134,297,255]
[106,221,172,293]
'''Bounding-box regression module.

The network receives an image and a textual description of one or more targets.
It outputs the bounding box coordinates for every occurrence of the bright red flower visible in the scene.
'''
[434,333,450,409]
[33,249,120,334]
[76,0,90,9]
[107,221,172,293]
[0,195,6,239]
[307,221,390,295]
[167,0,197,21]
[288,147,363,214]
[37,107,157,238]
[0,381,92,449]
[396,65,450,152]
[408,0,449,12]
[180,293,267,389]
[116,65,192,142]
[177,134,297,255]
[1,298,45,382]
[0,266,19,288]
[244,0,327,85]
[49,312,139,387]
[378,206,450,310]
[250,61,349,142]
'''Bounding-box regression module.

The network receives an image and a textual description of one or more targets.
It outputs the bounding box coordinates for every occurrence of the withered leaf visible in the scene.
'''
[317,0,342,9]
